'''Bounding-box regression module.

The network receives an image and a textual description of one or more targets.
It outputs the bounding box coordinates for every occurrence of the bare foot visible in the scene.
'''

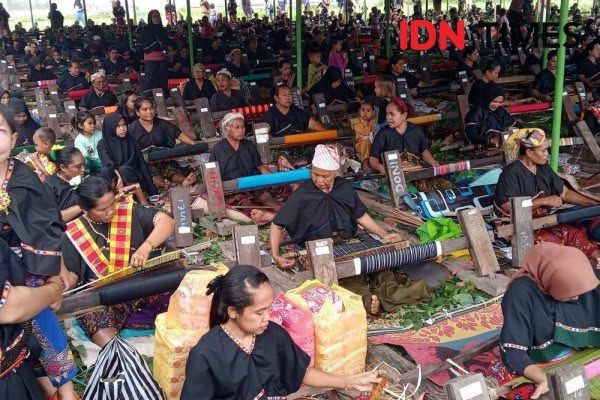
[277,156,295,171]
[250,209,275,226]
[182,173,197,187]
[370,295,382,316]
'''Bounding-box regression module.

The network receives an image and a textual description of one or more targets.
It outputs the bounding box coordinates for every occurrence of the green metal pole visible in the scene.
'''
[187,0,194,71]
[542,0,551,68]
[384,0,391,59]
[225,0,228,22]
[124,0,133,50]
[295,0,302,88]
[82,0,88,34]
[425,0,428,19]
[29,0,34,29]
[273,0,276,21]
[446,0,448,14]
[549,0,568,172]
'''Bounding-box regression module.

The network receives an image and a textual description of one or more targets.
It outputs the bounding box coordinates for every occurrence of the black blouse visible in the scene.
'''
[578,58,600,81]
[103,58,127,76]
[500,271,600,375]
[78,90,118,110]
[44,175,79,211]
[181,322,310,400]
[532,68,555,95]
[128,118,181,151]
[464,106,515,145]
[468,79,490,107]
[494,160,564,209]
[62,204,157,283]
[273,177,367,246]
[56,72,89,92]
[209,138,262,181]
[370,123,428,160]
[262,104,310,136]
[183,79,217,101]
[209,90,247,112]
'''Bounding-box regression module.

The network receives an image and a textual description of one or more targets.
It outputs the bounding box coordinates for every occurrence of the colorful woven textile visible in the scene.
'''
[369,302,503,385]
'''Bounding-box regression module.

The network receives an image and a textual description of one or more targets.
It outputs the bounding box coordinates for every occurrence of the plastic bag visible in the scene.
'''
[155,265,228,400]
[269,293,315,366]
[287,280,367,375]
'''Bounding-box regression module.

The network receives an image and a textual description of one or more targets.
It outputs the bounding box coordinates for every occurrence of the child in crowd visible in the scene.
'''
[26,127,57,182]
[350,100,376,171]
[307,49,326,90]
[72,111,103,174]
[371,75,395,132]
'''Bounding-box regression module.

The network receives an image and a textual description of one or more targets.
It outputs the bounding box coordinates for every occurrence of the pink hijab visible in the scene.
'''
[511,242,600,301]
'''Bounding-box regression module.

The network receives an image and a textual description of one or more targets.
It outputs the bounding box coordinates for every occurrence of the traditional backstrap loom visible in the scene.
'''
[143,142,212,163]
[231,103,271,117]
[354,242,440,275]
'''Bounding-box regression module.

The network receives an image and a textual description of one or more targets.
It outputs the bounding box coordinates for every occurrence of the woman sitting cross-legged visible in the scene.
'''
[180,265,385,399]
[500,242,600,399]
[62,176,175,347]
[209,112,293,225]
[98,112,160,204]
[128,96,197,189]
[495,128,600,265]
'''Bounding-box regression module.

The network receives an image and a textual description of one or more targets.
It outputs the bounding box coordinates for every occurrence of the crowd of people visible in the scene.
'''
[0,0,599,399]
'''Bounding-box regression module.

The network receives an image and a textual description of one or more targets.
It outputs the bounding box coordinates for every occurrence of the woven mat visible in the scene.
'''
[369,302,503,385]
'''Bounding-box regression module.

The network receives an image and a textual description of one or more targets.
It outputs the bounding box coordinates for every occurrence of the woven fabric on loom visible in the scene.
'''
[433,160,470,177]
[359,243,438,274]
[369,302,504,385]
[332,236,383,258]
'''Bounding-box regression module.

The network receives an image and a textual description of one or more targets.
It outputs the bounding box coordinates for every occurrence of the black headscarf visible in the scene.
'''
[139,9,170,53]
[308,66,353,105]
[97,113,158,196]
[101,113,138,167]
[8,98,40,146]
[481,83,506,109]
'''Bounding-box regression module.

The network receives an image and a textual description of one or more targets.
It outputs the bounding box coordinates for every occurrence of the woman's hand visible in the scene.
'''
[130,243,151,269]
[46,275,64,311]
[543,195,563,208]
[381,232,401,243]
[58,262,74,290]
[273,254,295,270]
[345,370,384,392]
[530,380,549,399]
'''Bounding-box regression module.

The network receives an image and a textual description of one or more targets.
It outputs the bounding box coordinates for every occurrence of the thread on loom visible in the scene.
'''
[359,243,438,274]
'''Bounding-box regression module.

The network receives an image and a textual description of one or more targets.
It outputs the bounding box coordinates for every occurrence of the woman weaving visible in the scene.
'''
[62,176,175,347]
[262,85,327,137]
[500,243,600,399]
[128,97,197,189]
[271,145,431,315]
[0,105,78,399]
[494,129,600,264]
[181,265,385,399]
[209,112,293,225]
[464,84,516,146]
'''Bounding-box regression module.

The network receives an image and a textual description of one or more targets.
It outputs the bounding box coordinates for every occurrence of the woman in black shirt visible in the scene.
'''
[369,97,438,173]
[262,85,326,136]
[44,146,85,223]
[465,84,515,145]
[577,41,600,97]
[209,69,247,112]
[531,50,557,102]
[182,63,216,101]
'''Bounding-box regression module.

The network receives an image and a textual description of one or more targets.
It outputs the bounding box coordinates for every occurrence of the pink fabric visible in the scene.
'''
[328,51,348,71]
[144,51,165,62]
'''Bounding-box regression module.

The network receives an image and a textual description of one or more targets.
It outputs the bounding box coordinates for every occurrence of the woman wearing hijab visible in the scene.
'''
[464,84,515,146]
[494,129,600,263]
[98,113,159,204]
[8,98,40,147]
[26,56,55,82]
[139,9,170,94]
[500,242,600,399]
[307,66,355,105]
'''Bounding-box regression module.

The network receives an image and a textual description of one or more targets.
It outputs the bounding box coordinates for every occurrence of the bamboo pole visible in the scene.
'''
[542,0,551,68]
[132,0,136,24]
[384,0,391,59]
[29,0,34,29]
[187,0,195,70]
[295,0,302,88]
[549,0,568,172]
[124,0,133,50]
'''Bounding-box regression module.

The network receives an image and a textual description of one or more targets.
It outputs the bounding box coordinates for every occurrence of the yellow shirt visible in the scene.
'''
[350,117,375,161]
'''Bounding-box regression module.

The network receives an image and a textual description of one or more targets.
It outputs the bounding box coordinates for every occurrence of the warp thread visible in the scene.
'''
[231,104,270,116]
[433,160,471,177]
[358,242,438,274]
